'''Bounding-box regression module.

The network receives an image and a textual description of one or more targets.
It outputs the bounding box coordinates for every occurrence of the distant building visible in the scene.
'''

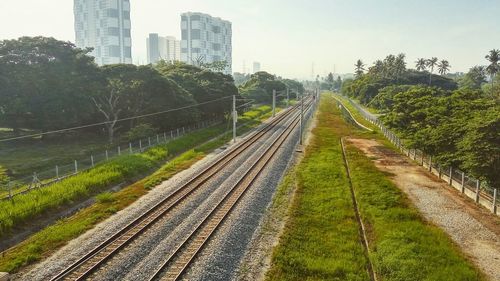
[74,0,132,65]
[253,62,261,73]
[146,34,181,64]
[180,12,232,74]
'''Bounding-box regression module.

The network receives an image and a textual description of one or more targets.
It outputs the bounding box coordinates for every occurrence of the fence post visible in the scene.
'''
[118,146,121,156]
[56,165,59,179]
[183,127,185,135]
[438,165,442,179]
[91,155,94,167]
[129,143,133,154]
[448,166,453,185]
[475,180,480,203]
[461,172,465,193]
[493,189,497,214]
[163,132,167,142]
[148,137,151,147]
[74,160,78,174]
[429,156,432,172]
[177,128,180,137]
[8,182,12,200]
[106,150,109,161]
[139,140,142,152]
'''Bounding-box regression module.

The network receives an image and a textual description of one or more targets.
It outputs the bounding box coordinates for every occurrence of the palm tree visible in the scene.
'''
[394,53,407,82]
[437,60,451,76]
[383,54,396,79]
[426,57,439,85]
[354,59,365,78]
[415,58,427,71]
[369,60,384,77]
[485,49,500,86]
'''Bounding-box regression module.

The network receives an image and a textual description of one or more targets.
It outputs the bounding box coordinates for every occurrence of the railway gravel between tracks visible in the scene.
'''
[17,103,307,281]
[95,114,299,281]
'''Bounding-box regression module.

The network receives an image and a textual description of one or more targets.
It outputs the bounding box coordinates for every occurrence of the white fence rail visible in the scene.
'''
[1,117,225,201]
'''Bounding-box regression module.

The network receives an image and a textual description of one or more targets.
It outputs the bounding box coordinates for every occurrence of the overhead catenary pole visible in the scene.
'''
[232,95,237,143]
[272,89,276,117]
[286,88,289,107]
[300,93,304,145]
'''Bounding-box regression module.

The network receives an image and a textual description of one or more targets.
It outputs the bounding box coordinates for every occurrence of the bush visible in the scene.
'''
[126,124,157,142]
[95,192,115,204]
[0,165,9,186]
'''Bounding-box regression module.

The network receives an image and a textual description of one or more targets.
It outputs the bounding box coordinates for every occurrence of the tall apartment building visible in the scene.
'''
[180,12,232,74]
[74,0,132,65]
[146,34,181,64]
[253,62,261,73]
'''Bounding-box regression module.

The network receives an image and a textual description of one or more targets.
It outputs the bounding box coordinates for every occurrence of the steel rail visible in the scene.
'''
[148,102,312,281]
[50,101,307,281]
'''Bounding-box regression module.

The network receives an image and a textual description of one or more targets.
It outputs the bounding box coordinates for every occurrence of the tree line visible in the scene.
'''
[238,71,305,103]
[342,51,499,188]
[0,37,238,144]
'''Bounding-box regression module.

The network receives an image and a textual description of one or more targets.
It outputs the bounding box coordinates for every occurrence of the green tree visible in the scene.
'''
[200,60,229,73]
[0,36,99,134]
[394,53,407,82]
[239,71,287,103]
[415,58,427,71]
[458,66,487,90]
[354,59,365,78]
[485,49,499,87]
[437,60,451,75]
[94,64,197,143]
[458,106,500,187]
[156,61,237,119]
[426,57,439,85]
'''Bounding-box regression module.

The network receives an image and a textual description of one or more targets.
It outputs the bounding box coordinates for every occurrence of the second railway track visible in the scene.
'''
[148,101,306,281]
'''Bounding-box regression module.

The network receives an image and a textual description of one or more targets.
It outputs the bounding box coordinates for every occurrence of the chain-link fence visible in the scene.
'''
[337,94,498,215]
[0,117,224,201]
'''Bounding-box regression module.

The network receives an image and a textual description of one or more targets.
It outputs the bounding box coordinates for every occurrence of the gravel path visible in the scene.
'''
[17,108,304,281]
[348,138,500,281]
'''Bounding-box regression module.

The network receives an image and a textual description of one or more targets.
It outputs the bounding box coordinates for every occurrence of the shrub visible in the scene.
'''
[126,123,157,142]
[95,192,115,204]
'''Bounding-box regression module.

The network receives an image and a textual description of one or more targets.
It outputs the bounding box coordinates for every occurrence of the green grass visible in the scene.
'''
[266,94,484,281]
[266,96,370,281]
[0,104,276,273]
[346,146,483,281]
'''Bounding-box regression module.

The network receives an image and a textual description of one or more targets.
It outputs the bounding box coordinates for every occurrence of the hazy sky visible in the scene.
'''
[0,0,499,79]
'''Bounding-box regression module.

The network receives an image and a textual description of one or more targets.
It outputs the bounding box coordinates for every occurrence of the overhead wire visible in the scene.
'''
[0,96,232,142]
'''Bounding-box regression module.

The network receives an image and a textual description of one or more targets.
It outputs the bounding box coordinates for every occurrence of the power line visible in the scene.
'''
[0,96,232,143]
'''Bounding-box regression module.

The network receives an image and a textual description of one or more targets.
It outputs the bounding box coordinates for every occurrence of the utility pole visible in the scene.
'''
[300,93,304,145]
[272,89,276,117]
[286,88,289,107]
[233,95,237,143]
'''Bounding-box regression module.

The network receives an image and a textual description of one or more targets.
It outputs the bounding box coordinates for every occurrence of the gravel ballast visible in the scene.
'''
[17,105,312,281]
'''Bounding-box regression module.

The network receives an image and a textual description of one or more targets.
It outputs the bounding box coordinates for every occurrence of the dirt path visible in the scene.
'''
[347,138,500,281]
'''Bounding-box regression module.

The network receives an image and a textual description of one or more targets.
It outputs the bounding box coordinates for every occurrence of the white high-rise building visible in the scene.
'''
[146,34,181,64]
[180,12,232,74]
[74,0,132,65]
[253,62,261,73]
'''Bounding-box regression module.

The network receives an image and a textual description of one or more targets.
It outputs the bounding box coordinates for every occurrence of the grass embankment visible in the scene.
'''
[0,105,277,273]
[266,96,370,280]
[266,94,483,281]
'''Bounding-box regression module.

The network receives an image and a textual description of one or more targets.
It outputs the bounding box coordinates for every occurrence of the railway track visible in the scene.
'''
[50,99,311,281]
[147,101,307,281]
